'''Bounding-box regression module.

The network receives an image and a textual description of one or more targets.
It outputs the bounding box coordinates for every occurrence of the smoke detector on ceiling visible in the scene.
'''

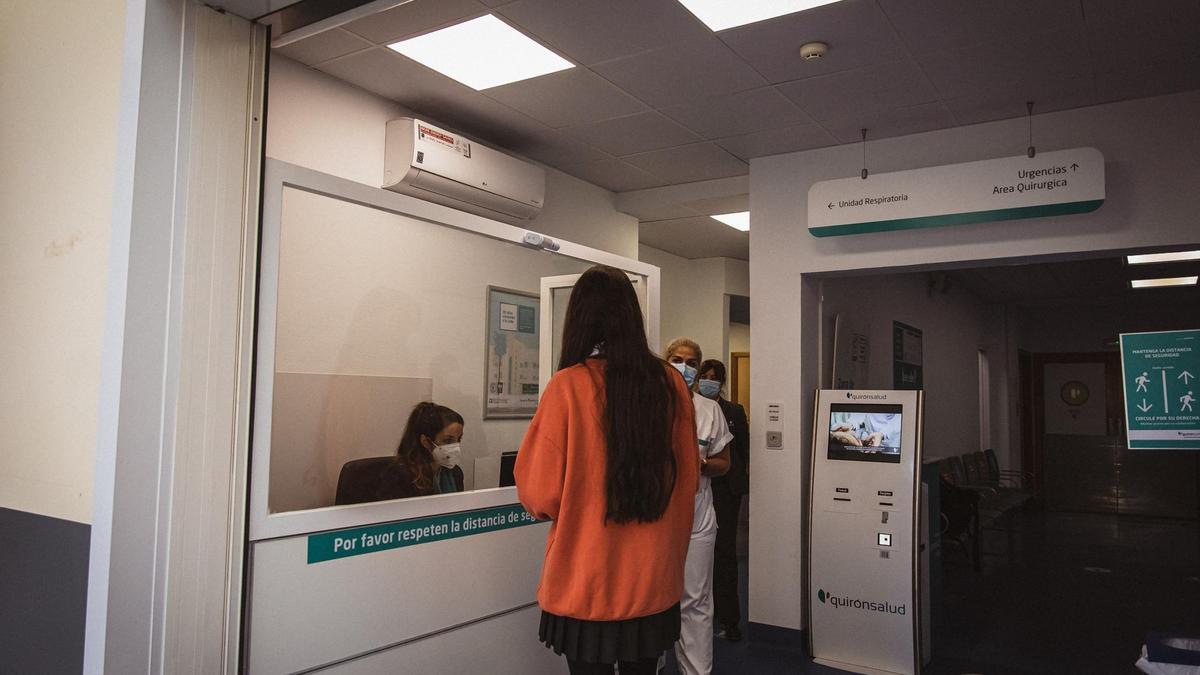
[800,41,829,60]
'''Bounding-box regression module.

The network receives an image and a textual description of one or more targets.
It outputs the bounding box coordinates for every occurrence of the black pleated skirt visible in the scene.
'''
[538,604,681,664]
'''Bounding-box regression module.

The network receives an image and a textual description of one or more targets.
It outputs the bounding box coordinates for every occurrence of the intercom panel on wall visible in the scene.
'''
[807,389,924,675]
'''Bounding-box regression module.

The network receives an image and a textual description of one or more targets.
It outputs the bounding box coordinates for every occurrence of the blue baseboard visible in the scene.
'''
[748,621,808,652]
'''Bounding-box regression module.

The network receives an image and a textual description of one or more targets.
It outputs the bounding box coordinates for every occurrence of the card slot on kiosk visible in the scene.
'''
[806,389,928,675]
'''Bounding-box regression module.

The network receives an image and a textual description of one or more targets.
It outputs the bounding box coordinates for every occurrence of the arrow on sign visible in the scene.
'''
[1071,162,1079,172]
[1180,370,1195,384]
[1138,400,1153,412]
[827,202,834,210]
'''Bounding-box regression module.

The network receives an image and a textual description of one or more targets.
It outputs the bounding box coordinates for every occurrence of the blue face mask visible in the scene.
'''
[698,379,722,399]
[671,361,698,387]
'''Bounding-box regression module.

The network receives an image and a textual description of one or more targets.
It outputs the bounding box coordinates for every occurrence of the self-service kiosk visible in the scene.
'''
[807,390,926,675]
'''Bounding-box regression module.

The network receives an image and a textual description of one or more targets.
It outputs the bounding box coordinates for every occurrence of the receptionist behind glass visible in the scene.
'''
[334,402,465,505]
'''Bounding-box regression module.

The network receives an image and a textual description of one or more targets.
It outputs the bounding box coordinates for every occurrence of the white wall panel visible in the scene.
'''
[321,605,561,675]
[245,521,550,673]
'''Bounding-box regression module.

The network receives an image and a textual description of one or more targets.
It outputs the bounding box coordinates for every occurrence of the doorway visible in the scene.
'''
[815,251,1200,674]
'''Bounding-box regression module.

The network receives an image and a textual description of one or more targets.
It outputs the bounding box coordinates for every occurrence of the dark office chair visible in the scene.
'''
[334,456,396,506]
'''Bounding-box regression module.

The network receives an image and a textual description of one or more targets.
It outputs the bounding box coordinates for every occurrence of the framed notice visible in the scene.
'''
[893,321,923,390]
[484,287,540,418]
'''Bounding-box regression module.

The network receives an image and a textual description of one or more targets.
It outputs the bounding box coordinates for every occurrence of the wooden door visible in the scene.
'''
[730,351,750,419]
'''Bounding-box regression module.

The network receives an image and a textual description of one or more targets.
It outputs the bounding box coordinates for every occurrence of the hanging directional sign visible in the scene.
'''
[1120,329,1200,450]
[808,147,1104,237]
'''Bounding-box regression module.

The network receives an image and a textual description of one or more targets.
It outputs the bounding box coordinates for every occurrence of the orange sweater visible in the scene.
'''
[515,359,699,621]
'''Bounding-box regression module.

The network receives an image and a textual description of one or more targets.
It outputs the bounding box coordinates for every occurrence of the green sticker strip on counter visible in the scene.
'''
[307,503,540,564]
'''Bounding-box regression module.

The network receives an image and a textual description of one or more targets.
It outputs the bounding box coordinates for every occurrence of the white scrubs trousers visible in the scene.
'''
[674,519,717,675]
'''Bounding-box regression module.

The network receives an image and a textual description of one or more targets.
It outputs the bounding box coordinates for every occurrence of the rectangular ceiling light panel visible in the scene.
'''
[677,0,841,31]
[1130,276,1199,289]
[1126,250,1200,265]
[712,211,750,231]
[388,15,573,90]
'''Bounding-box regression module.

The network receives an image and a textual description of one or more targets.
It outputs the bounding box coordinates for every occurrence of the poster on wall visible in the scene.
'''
[485,287,540,418]
[893,321,923,390]
[1120,329,1200,450]
[832,313,870,389]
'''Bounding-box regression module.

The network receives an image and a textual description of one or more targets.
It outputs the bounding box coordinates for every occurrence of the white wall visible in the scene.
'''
[0,1,125,524]
[639,244,750,365]
[266,56,639,258]
[750,90,1200,634]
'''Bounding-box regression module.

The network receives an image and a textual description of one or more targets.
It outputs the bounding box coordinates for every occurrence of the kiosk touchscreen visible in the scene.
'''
[807,390,924,675]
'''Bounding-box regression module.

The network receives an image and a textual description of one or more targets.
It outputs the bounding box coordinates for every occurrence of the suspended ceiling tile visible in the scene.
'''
[559,158,668,193]
[1083,2,1200,75]
[661,87,811,140]
[918,27,1091,101]
[274,28,372,66]
[777,60,938,125]
[1094,58,1200,106]
[639,216,749,260]
[562,112,700,157]
[624,143,748,184]
[496,0,709,66]
[483,68,649,128]
[422,94,554,151]
[718,0,904,84]
[944,76,1099,126]
[823,101,958,144]
[316,48,553,155]
[317,47,479,109]
[621,203,703,222]
[714,123,837,161]
[508,131,612,168]
[878,0,1083,56]
[592,36,768,109]
[341,0,487,45]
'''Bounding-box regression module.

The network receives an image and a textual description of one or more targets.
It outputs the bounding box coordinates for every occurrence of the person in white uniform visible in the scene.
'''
[665,338,732,675]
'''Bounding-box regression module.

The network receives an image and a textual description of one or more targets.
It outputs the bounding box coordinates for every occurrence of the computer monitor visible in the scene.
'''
[498,451,518,487]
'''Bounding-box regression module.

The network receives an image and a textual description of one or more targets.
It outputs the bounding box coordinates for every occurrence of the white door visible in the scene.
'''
[539,272,656,394]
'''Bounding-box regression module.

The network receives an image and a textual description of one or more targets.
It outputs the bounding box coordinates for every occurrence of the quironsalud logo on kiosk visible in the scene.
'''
[818,588,907,616]
[846,391,889,400]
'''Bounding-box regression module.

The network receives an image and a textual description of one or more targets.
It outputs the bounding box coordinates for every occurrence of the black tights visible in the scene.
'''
[566,656,659,675]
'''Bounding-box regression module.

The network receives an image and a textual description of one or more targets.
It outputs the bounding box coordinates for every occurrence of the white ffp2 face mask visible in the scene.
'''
[432,442,462,469]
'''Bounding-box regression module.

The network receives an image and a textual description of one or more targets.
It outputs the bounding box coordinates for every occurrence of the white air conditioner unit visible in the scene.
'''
[383,118,545,224]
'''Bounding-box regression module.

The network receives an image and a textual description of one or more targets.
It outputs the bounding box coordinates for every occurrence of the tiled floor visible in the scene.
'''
[663,509,1200,674]
[929,510,1200,675]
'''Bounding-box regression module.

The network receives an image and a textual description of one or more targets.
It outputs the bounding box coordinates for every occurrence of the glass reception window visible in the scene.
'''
[267,186,604,514]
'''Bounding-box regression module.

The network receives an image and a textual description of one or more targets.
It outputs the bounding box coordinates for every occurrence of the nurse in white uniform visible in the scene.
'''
[665,337,732,675]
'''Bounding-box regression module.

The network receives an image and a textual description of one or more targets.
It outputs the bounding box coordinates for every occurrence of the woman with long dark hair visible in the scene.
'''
[515,265,699,675]
[392,402,465,496]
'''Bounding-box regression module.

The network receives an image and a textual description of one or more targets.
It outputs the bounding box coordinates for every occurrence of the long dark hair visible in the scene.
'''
[558,265,680,524]
[396,402,463,492]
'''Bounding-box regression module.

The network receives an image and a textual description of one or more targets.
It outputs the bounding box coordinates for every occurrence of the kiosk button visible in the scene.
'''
[877,533,892,547]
